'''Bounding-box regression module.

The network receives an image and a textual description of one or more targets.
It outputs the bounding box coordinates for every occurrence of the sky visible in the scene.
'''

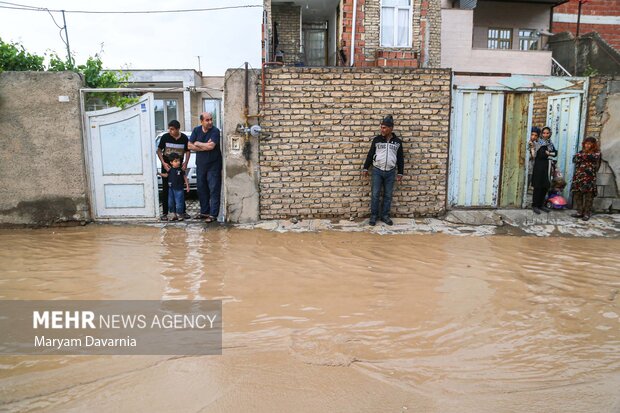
[0,0,263,75]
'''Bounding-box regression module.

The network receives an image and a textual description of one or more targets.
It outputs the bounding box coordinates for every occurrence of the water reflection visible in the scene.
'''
[0,226,618,412]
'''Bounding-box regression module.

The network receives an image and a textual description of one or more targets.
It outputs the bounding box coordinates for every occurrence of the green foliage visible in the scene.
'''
[0,38,45,71]
[0,38,137,108]
[48,53,137,108]
[583,64,599,78]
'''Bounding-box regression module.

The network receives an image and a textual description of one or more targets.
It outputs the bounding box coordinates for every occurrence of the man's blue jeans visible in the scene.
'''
[168,188,185,214]
[196,163,222,217]
[371,167,396,220]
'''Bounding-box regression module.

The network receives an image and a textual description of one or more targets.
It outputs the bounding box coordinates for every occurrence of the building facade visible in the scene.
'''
[264,0,440,68]
[552,0,620,51]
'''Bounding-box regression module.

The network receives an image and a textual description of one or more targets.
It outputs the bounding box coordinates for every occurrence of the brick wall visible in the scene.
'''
[340,0,441,68]
[553,0,620,50]
[585,75,610,140]
[531,76,619,211]
[272,4,302,65]
[260,67,451,219]
[531,79,589,130]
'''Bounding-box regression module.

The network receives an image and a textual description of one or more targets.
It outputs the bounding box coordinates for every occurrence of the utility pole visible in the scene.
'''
[576,0,583,37]
[61,10,72,67]
[197,56,202,73]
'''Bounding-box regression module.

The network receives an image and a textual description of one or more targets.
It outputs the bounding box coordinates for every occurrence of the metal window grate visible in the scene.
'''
[488,28,512,49]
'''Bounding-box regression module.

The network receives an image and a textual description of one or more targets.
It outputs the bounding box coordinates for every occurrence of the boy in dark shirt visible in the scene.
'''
[159,153,189,221]
[157,120,190,220]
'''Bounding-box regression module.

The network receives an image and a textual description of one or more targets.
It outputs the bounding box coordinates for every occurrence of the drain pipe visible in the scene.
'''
[350,0,358,66]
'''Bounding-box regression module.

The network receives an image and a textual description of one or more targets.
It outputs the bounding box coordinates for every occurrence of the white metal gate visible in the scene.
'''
[84,94,158,219]
[448,90,505,207]
[546,94,582,198]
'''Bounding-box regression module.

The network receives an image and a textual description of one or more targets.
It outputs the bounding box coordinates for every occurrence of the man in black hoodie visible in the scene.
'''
[362,115,404,226]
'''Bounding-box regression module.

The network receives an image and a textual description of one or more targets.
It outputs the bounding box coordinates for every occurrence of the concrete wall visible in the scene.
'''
[223,68,261,223]
[472,2,551,50]
[548,32,620,77]
[589,76,620,211]
[260,67,451,219]
[0,71,90,225]
[441,8,552,75]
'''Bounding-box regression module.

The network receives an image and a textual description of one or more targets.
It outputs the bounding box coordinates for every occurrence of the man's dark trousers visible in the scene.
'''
[371,167,396,220]
[196,163,221,217]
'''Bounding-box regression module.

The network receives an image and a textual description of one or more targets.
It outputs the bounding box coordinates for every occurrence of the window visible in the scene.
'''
[381,0,411,48]
[203,99,222,129]
[154,99,178,132]
[518,29,539,51]
[487,28,512,49]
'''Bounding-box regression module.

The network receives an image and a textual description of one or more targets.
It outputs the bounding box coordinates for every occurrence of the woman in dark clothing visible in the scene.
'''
[530,126,557,214]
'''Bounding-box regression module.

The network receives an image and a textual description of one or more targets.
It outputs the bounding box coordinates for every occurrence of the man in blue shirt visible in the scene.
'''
[189,112,222,222]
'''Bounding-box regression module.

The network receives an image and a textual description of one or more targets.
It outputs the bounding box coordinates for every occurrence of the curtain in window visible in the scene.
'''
[381,7,395,47]
[397,9,409,46]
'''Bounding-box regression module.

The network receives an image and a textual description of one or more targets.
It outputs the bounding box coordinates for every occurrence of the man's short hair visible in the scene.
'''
[200,113,213,121]
[168,120,181,129]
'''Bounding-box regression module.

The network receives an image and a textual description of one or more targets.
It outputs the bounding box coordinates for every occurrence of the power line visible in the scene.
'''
[0,2,262,14]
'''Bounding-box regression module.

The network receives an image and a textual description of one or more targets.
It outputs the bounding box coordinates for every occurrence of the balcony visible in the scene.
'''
[441,7,553,76]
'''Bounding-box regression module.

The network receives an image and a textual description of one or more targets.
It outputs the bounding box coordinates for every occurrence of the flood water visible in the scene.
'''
[0,225,619,412]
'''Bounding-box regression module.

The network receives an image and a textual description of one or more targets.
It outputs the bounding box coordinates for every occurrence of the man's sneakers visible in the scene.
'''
[369,216,377,226]
[381,217,393,226]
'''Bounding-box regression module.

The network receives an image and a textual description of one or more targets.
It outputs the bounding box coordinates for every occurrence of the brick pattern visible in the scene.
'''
[375,50,418,67]
[585,75,610,140]
[272,4,302,65]
[531,80,589,131]
[263,0,272,62]
[426,0,442,67]
[340,0,440,68]
[259,67,451,219]
[553,0,620,50]
[532,76,618,210]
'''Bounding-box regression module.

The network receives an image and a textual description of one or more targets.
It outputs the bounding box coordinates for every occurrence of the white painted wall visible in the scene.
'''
[441,9,473,69]
[472,2,551,50]
[441,8,552,75]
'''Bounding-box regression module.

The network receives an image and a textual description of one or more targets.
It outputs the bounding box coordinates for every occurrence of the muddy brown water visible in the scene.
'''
[0,225,619,412]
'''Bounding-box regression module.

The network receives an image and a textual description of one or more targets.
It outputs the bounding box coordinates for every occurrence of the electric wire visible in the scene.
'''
[0,2,262,14]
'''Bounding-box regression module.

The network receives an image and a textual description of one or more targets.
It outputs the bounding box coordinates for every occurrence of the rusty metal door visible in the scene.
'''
[499,93,530,208]
[449,90,505,207]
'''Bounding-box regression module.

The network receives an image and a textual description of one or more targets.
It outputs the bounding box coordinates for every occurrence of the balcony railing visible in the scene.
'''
[551,57,572,77]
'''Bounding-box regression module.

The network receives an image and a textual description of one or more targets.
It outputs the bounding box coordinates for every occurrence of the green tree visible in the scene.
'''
[48,52,136,108]
[0,38,45,71]
[0,38,136,108]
